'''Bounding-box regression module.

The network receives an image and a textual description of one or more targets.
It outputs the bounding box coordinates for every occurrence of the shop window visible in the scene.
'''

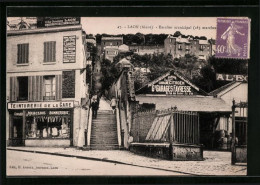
[26,112,71,139]
[17,43,29,64]
[44,41,56,62]
[44,76,56,100]
[17,77,28,101]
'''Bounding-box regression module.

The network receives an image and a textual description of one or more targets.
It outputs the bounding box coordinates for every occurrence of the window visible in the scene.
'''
[44,41,56,62]
[44,76,55,100]
[17,77,28,101]
[26,112,71,139]
[17,43,29,64]
[178,44,182,50]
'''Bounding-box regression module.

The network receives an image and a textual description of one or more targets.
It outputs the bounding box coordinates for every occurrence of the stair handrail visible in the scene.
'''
[116,105,122,147]
[87,107,93,146]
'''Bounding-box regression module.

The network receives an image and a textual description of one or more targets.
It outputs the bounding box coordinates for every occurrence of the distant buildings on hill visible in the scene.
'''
[164,35,216,60]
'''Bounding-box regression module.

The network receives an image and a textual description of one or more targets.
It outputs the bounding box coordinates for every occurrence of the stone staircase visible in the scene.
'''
[90,110,119,150]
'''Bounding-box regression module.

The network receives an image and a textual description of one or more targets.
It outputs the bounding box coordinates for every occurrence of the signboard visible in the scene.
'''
[37,17,80,28]
[13,110,71,117]
[8,101,74,110]
[216,73,248,82]
[150,75,194,95]
[137,70,204,96]
[63,35,76,63]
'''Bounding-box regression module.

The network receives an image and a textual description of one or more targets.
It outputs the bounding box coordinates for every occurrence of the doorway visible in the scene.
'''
[11,117,24,146]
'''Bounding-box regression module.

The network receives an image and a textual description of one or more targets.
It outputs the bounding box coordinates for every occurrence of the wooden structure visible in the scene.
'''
[131,108,202,160]
[231,100,248,164]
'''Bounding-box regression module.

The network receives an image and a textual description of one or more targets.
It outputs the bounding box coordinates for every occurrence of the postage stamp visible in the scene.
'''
[216,17,250,59]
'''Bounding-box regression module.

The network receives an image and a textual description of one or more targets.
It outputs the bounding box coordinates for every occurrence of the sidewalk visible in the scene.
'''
[7,147,246,176]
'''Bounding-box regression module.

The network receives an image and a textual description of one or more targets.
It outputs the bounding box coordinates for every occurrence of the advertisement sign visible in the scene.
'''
[8,101,74,110]
[63,35,76,63]
[37,17,80,28]
[150,75,194,95]
[216,73,248,82]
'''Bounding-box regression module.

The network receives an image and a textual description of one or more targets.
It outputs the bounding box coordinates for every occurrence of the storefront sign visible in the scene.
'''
[216,73,248,82]
[49,111,70,115]
[63,35,76,63]
[27,111,46,116]
[37,17,80,28]
[8,101,74,110]
[151,75,194,95]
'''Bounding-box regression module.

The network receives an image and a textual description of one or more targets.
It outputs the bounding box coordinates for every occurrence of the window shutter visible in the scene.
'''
[39,76,44,101]
[55,75,62,100]
[10,77,18,101]
[28,76,33,101]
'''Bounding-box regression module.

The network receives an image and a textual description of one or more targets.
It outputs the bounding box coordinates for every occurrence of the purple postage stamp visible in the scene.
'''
[216,18,250,59]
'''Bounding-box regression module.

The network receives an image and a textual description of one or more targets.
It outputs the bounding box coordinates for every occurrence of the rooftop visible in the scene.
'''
[136,95,232,113]
[7,25,82,36]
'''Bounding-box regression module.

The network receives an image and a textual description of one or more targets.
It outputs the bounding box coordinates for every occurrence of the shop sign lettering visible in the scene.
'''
[150,75,194,95]
[8,101,74,110]
[152,84,192,95]
[216,73,248,82]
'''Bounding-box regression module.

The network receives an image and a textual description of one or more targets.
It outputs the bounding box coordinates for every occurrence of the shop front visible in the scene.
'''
[8,101,74,147]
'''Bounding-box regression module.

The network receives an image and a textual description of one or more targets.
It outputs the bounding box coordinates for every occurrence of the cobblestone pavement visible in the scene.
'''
[7,147,246,176]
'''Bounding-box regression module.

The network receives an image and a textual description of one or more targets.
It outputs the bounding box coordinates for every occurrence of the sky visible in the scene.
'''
[7,17,217,39]
[81,17,217,39]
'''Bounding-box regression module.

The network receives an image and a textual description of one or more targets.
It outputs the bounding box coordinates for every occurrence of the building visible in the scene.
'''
[7,17,37,30]
[129,45,164,55]
[86,37,96,46]
[209,81,248,135]
[101,37,123,53]
[6,18,89,147]
[104,46,119,61]
[164,35,215,60]
[135,70,232,149]
[116,58,134,71]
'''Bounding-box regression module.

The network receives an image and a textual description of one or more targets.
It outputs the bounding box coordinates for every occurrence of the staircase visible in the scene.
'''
[90,110,119,150]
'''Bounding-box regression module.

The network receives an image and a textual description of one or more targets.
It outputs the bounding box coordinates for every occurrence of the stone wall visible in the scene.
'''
[129,143,203,161]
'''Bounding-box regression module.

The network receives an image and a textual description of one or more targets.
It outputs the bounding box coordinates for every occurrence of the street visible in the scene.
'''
[6,150,186,176]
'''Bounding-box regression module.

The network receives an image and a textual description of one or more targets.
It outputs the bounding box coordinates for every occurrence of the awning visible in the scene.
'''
[135,95,232,113]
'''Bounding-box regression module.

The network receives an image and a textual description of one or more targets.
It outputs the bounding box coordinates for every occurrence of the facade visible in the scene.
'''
[101,37,123,53]
[6,24,89,147]
[164,35,215,60]
[104,46,119,61]
[209,82,248,134]
[129,45,164,55]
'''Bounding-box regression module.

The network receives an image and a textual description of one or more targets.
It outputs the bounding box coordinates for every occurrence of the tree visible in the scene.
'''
[173,31,182,37]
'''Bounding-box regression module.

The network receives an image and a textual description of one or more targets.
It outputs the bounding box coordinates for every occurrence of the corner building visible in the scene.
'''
[6,24,89,147]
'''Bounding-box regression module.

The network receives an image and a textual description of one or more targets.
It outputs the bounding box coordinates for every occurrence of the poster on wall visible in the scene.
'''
[63,35,76,63]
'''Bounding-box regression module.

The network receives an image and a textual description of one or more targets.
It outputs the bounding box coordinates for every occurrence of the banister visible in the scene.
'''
[116,107,122,147]
[87,107,92,146]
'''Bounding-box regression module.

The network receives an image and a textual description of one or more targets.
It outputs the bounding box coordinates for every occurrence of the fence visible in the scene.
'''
[131,108,200,145]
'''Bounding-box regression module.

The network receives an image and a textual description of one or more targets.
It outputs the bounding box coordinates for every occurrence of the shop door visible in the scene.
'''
[12,117,24,146]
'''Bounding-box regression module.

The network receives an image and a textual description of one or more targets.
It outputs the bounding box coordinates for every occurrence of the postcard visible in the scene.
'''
[6,16,249,176]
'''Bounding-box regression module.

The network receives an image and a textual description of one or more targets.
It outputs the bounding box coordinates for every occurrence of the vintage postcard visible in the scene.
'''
[6,17,249,176]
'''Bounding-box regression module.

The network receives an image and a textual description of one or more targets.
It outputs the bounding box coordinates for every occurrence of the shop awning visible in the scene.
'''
[135,95,232,113]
